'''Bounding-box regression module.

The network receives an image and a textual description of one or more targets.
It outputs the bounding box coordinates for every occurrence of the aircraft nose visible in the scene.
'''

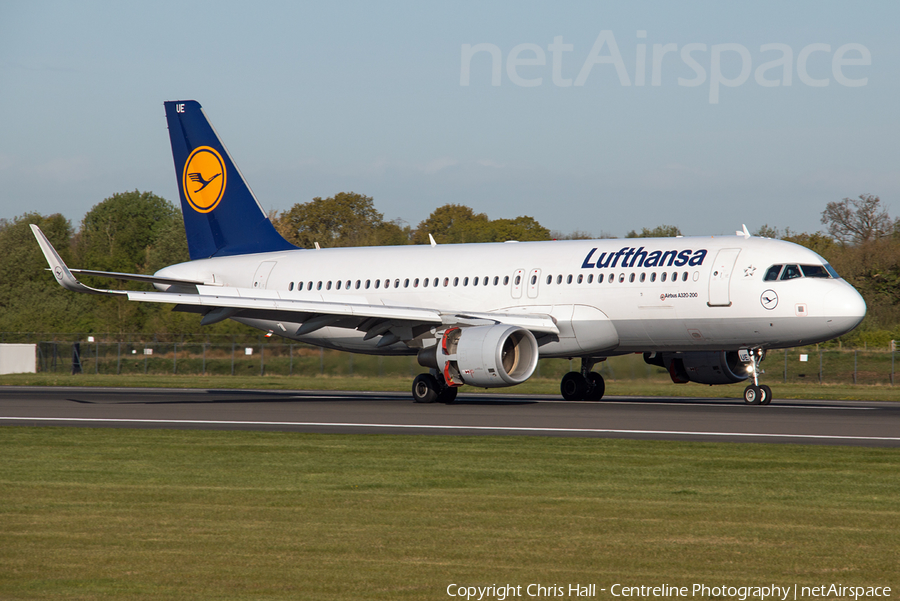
[823,284,866,335]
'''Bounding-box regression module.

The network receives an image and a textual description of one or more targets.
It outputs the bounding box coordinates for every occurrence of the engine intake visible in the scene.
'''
[418,324,539,388]
[644,351,752,385]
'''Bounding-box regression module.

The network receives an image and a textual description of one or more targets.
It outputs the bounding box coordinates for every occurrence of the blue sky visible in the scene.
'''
[1,1,897,238]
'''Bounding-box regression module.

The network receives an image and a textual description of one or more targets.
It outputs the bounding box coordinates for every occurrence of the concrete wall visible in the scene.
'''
[0,344,37,374]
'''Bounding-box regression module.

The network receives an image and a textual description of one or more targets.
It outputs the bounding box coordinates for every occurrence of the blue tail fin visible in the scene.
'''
[164,100,296,260]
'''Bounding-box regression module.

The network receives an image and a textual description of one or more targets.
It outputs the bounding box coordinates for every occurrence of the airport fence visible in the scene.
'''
[0,333,896,385]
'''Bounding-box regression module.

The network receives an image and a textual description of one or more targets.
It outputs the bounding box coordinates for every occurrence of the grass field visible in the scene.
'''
[2,371,899,402]
[1,428,898,600]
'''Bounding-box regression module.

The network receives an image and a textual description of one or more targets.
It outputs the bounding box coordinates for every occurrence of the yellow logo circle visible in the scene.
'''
[183,146,226,213]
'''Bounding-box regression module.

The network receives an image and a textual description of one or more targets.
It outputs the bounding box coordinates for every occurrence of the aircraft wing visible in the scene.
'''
[32,225,559,343]
[31,224,209,293]
[127,287,559,340]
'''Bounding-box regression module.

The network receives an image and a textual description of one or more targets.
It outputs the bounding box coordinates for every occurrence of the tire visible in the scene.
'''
[561,371,588,401]
[760,385,773,405]
[412,373,440,403]
[586,371,605,401]
[437,386,458,404]
[743,385,762,405]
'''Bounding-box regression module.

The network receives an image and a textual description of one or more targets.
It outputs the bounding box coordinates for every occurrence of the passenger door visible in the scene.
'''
[707,249,740,306]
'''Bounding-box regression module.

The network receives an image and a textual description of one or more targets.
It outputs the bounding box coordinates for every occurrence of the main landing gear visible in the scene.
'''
[412,370,458,404]
[742,348,772,405]
[560,358,606,401]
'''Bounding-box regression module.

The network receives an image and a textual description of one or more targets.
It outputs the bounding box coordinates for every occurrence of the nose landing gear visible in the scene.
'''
[742,348,772,405]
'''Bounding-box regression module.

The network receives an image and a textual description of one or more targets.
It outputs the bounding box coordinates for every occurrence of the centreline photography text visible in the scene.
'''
[446,582,892,600]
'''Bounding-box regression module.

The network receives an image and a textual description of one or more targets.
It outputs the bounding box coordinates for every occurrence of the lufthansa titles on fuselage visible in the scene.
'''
[581,246,708,270]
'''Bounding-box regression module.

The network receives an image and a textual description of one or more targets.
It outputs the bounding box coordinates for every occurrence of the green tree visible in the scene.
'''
[76,190,181,273]
[625,225,682,238]
[0,212,94,332]
[273,192,407,248]
[412,204,550,244]
[72,191,185,334]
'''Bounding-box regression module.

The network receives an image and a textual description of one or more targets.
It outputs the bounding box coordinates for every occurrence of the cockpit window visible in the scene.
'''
[764,265,782,281]
[824,263,840,279]
[780,265,802,280]
[800,264,829,278]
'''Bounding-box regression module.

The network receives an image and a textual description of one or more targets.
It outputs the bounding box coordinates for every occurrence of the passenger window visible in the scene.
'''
[453,277,459,286]
[394,279,400,288]
[463,277,469,286]
[414,278,419,287]
[355,280,361,289]
[473,277,479,286]
[618,274,625,283]
[639,273,646,283]
[598,273,604,283]
[346,280,351,289]
[365,280,370,289]
[661,272,667,282]
[493,276,499,285]
[308,281,313,290]
[629,273,635,283]
[384,280,390,289]
[557,275,562,284]
[423,278,429,288]
[567,275,573,284]
[671,272,676,281]
[682,272,688,282]
[317,281,323,290]
[374,280,380,289]
[577,274,583,284]
[801,265,829,278]
[289,282,294,291]
[515,275,521,285]
[444,278,449,287]
[530,275,537,285]
[503,276,509,285]
[764,265,782,281]
[650,273,656,282]
[336,281,341,290]
[608,274,614,284]
[781,265,802,280]
[327,281,332,290]
[587,274,593,284]
[546,275,552,284]
[433,278,438,287]
[404,278,409,288]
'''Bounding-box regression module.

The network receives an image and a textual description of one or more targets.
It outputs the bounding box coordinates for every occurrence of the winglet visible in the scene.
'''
[30,225,124,296]
[428,233,437,247]
[735,224,751,239]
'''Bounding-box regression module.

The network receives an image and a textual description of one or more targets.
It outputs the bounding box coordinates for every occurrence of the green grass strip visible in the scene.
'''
[2,372,899,401]
[0,428,897,600]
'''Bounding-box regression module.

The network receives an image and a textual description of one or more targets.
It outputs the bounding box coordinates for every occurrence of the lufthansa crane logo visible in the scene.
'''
[183,146,226,213]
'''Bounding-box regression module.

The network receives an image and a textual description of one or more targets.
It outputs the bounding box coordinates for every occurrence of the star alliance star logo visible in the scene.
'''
[744,265,757,277]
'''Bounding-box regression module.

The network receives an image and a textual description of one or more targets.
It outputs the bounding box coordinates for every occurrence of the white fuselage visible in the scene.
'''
[157,235,866,357]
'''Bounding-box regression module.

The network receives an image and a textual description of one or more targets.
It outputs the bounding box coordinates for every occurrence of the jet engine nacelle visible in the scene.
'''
[418,324,539,388]
[644,351,752,385]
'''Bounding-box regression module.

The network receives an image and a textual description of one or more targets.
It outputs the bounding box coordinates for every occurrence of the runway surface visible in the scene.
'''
[1,386,899,446]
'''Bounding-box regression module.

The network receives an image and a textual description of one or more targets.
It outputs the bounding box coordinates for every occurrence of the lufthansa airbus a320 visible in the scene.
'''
[32,101,866,404]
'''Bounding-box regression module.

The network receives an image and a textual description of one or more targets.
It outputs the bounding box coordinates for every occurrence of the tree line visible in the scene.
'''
[2,190,898,346]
